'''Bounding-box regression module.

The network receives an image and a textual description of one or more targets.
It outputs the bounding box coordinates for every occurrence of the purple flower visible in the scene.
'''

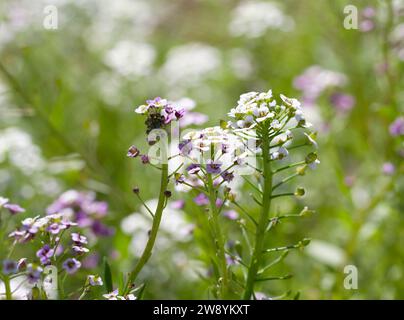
[36,245,55,265]
[389,117,404,137]
[360,20,375,32]
[382,162,395,176]
[62,258,81,274]
[127,145,140,158]
[46,223,66,235]
[88,275,103,286]
[215,198,223,208]
[179,140,193,155]
[186,163,201,174]
[330,93,355,113]
[26,264,43,284]
[71,233,88,245]
[221,171,234,182]
[3,203,25,215]
[175,108,186,119]
[223,210,239,220]
[206,161,222,174]
[194,193,209,206]
[362,6,376,18]
[2,260,18,275]
[72,245,89,255]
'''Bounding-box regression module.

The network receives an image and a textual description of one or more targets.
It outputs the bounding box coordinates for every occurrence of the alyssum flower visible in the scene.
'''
[123,90,317,300]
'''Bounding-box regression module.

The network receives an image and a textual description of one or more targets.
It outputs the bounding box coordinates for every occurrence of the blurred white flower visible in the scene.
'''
[104,41,156,77]
[306,240,346,268]
[160,43,221,88]
[229,1,294,38]
[121,199,193,257]
[0,127,45,174]
[229,49,254,79]
[390,23,404,60]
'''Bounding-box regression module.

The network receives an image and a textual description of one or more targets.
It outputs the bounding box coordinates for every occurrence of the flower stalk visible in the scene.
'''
[123,163,168,295]
[206,173,229,299]
[243,125,273,300]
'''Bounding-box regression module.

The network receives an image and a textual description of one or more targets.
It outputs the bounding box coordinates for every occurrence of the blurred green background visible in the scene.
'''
[0,0,403,299]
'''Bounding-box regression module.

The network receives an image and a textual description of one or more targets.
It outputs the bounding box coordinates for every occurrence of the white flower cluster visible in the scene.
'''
[229,1,294,38]
[160,43,221,88]
[104,41,156,78]
[227,90,310,130]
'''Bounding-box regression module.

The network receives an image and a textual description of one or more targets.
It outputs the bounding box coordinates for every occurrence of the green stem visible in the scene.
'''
[123,163,168,295]
[243,129,273,300]
[206,173,229,299]
[4,275,12,300]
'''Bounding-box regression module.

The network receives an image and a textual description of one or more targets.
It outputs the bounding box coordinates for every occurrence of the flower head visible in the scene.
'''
[206,160,222,174]
[88,275,103,286]
[62,258,81,274]
[389,117,404,137]
[36,245,55,265]
[194,193,209,206]
[2,260,18,275]
[26,264,43,284]
[3,203,25,215]
[135,97,185,134]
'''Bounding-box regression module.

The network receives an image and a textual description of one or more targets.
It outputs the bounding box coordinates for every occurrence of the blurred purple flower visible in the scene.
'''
[3,260,18,275]
[382,162,395,175]
[223,210,239,220]
[180,112,209,128]
[3,203,25,215]
[170,199,185,210]
[47,190,112,238]
[194,193,209,206]
[82,253,100,269]
[362,7,376,19]
[389,117,404,137]
[330,93,355,113]
[91,220,115,237]
[360,20,375,32]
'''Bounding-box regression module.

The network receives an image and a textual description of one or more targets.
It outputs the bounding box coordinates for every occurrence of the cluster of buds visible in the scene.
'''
[135,97,185,134]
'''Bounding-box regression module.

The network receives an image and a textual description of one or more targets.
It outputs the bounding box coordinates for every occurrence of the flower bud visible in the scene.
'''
[127,146,140,158]
[299,238,311,248]
[305,152,317,164]
[296,165,307,176]
[299,206,315,217]
[164,190,172,198]
[295,187,305,197]
[132,187,140,194]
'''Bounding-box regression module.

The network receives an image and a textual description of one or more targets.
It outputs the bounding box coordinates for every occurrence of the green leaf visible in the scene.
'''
[137,283,147,300]
[103,257,113,293]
